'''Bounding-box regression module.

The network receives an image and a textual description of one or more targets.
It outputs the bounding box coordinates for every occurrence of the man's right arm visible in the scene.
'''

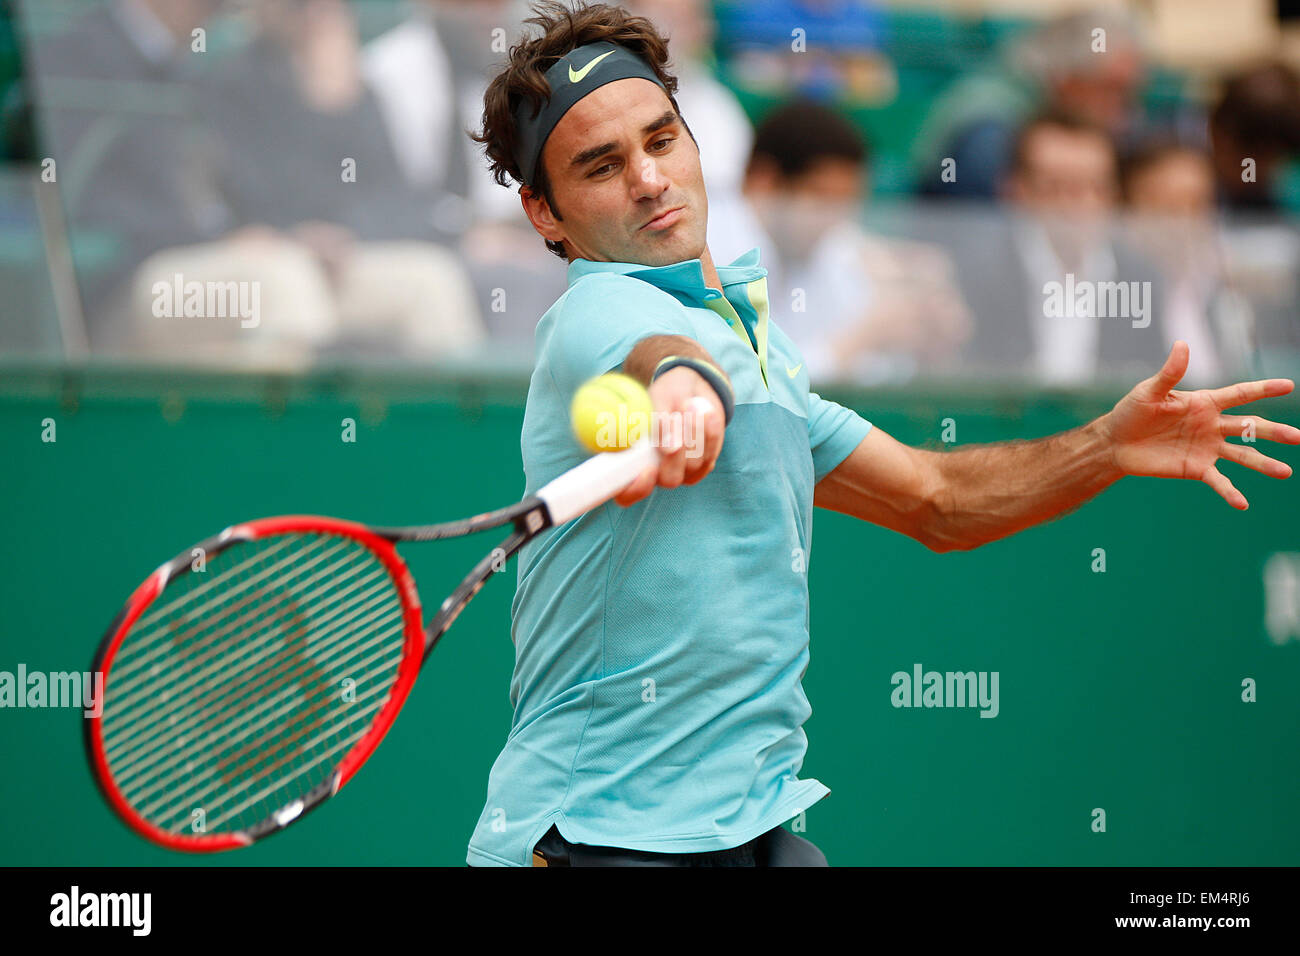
[614,335,728,505]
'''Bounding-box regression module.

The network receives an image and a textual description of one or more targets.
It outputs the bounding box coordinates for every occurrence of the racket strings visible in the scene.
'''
[103,567,387,785]
[106,535,304,686]
[111,590,400,801]
[105,551,392,764]
[176,670,400,833]
[147,659,400,831]
[129,620,404,823]
[104,535,357,723]
[117,539,403,831]
[99,532,411,836]
[109,578,400,788]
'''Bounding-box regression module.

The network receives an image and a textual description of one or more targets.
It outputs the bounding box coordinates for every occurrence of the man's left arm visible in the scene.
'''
[816,343,1299,553]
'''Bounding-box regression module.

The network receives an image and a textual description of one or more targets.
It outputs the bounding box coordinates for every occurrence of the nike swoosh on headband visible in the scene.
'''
[568,49,615,83]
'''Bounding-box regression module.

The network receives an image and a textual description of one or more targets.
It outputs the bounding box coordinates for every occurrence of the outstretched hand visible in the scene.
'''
[1099,341,1298,509]
[613,367,725,507]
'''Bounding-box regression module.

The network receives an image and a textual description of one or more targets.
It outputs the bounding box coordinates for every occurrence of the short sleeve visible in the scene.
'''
[544,274,697,396]
[808,392,873,483]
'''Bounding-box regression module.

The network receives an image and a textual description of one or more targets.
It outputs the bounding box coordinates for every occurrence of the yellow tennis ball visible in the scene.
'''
[571,373,654,453]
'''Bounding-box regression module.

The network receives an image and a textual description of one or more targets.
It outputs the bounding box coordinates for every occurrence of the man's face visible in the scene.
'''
[1128,153,1214,218]
[1010,126,1117,218]
[1126,151,1216,265]
[1052,45,1143,132]
[522,78,708,267]
[1008,125,1117,257]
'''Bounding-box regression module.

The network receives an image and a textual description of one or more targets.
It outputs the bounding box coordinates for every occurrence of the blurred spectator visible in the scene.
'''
[200,0,459,244]
[25,0,228,344]
[709,100,970,383]
[126,0,485,364]
[1209,62,1300,214]
[27,0,484,365]
[1122,141,1256,385]
[363,0,515,226]
[914,7,1146,200]
[952,111,1167,384]
[1208,64,1300,375]
[365,0,565,352]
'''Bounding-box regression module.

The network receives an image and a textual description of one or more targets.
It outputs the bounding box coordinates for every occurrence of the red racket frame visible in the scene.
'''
[85,516,427,852]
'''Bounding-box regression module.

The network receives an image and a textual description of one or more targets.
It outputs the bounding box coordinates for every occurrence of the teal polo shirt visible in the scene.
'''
[466,247,873,866]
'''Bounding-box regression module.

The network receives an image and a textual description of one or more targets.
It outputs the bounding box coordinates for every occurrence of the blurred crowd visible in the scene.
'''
[10,0,1300,385]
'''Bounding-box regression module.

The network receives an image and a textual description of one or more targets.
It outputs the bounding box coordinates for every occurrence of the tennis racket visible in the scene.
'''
[85,438,658,852]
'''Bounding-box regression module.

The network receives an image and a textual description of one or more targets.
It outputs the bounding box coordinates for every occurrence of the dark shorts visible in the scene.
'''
[526,823,828,867]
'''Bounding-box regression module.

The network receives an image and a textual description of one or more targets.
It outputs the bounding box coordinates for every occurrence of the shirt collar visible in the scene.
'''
[567,247,767,300]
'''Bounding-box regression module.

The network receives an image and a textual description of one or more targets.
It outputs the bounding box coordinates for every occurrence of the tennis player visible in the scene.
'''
[466,2,1297,867]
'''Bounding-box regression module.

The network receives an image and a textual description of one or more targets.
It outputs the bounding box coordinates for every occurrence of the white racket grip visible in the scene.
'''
[536,438,659,526]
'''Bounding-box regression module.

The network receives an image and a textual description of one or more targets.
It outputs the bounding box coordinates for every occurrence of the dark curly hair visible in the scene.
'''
[471,1,687,259]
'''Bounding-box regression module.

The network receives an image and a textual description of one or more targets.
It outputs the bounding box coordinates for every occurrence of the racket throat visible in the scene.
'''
[419,509,543,662]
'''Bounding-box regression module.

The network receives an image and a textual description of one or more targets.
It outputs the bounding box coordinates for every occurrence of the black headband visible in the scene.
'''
[512,40,668,188]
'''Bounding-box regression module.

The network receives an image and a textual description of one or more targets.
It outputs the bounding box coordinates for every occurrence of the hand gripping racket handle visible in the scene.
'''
[535,438,658,525]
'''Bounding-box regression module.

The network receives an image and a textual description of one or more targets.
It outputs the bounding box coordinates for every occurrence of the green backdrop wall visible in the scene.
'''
[1,366,1296,866]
